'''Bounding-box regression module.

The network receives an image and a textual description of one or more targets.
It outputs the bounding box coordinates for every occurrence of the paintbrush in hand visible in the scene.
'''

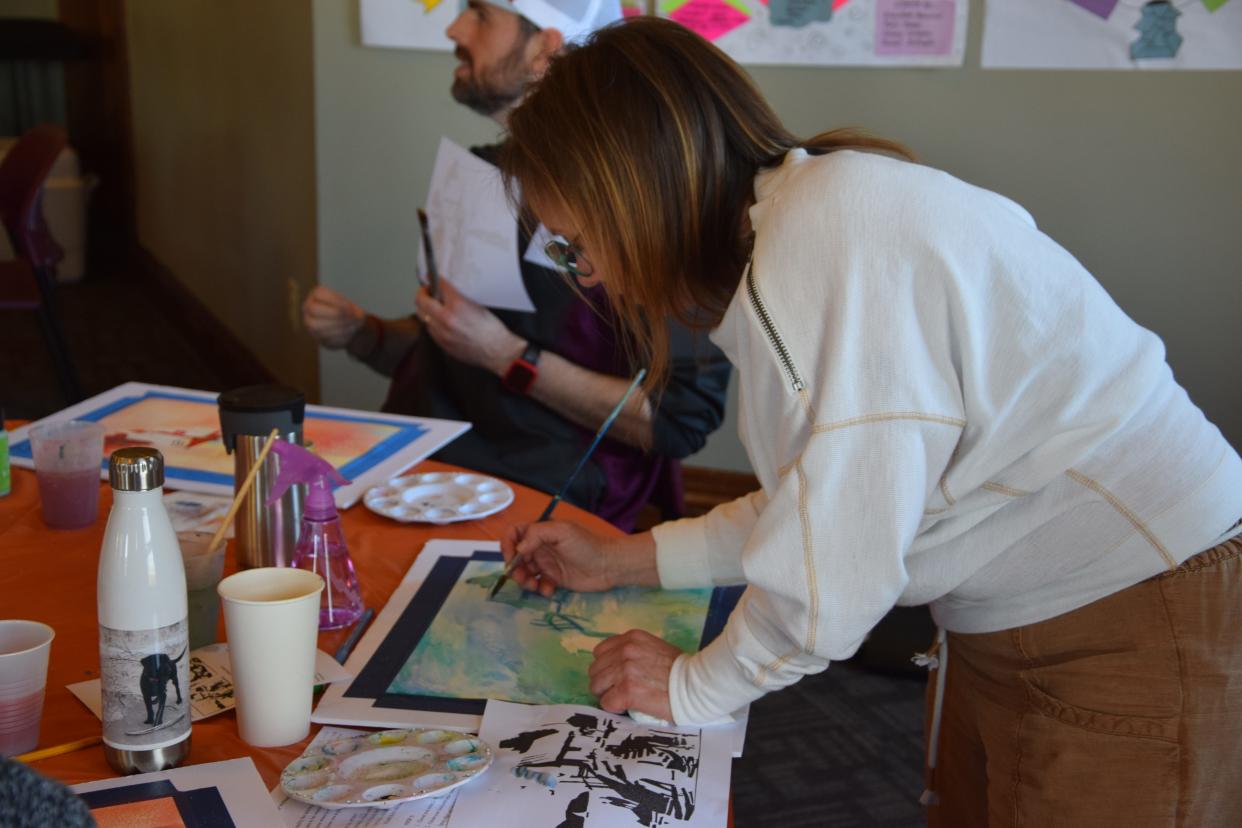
[489,367,648,600]
[416,208,440,301]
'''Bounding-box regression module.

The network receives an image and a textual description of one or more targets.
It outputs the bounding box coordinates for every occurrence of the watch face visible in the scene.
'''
[503,360,537,394]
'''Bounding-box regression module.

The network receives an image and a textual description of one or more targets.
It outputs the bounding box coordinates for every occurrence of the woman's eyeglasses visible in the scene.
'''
[543,238,593,279]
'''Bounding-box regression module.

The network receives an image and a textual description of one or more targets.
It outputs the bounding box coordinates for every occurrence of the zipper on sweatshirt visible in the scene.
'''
[746,266,805,392]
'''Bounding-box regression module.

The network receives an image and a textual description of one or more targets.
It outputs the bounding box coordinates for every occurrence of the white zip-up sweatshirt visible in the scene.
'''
[654,149,1242,725]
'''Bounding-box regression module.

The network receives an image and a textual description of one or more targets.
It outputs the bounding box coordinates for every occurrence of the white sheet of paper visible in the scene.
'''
[521,223,561,271]
[360,0,457,52]
[72,757,281,824]
[449,700,731,828]
[982,0,1242,69]
[270,726,459,827]
[425,137,536,313]
[68,645,352,722]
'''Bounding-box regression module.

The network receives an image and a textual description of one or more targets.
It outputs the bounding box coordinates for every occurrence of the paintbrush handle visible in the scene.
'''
[491,369,646,599]
[13,734,102,763]
[204,427,280,559]
[542,368,647,513]
[333,606,375,665]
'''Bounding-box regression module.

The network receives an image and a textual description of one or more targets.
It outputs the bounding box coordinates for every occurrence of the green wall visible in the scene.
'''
[314,1,1242,472]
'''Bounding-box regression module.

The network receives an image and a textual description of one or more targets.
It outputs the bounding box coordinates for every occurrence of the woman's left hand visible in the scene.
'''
[588,629,680,722]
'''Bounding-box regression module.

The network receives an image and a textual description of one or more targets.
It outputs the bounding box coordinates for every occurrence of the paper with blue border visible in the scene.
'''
[314,540,751,756]
[7,382,470,509]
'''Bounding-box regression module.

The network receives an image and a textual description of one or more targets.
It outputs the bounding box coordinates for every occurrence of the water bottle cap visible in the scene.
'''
[109,447,165,491]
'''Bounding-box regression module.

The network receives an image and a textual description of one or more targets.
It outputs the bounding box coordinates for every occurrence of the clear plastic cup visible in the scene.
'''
[0,620,55,758]
[178,531,227,651]
[29,420,105,529]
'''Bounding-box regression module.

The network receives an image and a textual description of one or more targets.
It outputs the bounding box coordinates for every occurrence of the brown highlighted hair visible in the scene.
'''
[500,16,910,388]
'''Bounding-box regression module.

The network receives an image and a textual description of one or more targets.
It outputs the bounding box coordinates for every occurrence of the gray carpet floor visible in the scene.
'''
[732,663,927,827]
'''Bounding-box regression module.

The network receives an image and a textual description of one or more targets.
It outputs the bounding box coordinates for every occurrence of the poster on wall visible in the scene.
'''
[982,0,1242,69]
[362,0,645,51]
[361,0,459,51]
[660,0,968,66]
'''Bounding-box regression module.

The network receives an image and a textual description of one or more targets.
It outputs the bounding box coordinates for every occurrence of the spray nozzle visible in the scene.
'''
[264,439,351,520]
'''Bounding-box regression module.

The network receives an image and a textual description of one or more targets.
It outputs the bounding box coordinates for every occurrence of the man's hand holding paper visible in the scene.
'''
[414,280,525,376]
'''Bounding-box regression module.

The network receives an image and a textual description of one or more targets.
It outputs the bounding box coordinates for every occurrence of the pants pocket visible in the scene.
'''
[1009,678,1179,827]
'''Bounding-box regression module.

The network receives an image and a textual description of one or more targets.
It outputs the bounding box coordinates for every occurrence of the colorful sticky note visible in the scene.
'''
[665,0,753,41]
[421,0,444,11]
[1067,0,1120,19]
[769,0,832,28]
[875,0,956,56]
[1201,0,1229,11]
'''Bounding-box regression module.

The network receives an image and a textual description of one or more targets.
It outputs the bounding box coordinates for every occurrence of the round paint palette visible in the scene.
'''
[281,728,493,809]
[364,472,515,524]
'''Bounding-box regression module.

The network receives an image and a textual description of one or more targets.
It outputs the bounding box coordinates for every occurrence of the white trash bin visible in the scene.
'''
[0,138,97,284]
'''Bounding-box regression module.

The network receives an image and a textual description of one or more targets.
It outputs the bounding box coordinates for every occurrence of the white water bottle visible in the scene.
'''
[97,447,192,774]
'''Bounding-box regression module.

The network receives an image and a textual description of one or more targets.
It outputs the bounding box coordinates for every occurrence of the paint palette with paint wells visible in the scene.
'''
[364,472,515,524]
[281,728,493,809]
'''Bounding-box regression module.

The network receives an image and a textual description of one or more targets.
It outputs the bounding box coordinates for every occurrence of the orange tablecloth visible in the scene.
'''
[0,460,619,790]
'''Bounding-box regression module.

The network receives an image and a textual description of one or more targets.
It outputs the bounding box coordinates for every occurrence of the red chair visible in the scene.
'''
[0,123,82,403]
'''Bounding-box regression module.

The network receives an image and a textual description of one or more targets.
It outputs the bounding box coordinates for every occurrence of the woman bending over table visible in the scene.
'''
[497,17,1242,827]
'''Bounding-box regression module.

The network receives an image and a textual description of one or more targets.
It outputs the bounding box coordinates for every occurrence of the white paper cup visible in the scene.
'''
[218,568,323,747]
[0,620,55,758]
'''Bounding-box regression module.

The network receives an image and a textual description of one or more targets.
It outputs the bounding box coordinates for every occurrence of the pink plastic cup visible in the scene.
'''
[29,420,105,529]
[0,620,55,758]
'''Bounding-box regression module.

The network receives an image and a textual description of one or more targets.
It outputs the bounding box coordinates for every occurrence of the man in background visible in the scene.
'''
[304,0,730,531]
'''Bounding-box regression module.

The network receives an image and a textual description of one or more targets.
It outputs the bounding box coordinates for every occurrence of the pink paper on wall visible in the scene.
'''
[875,0,955,56]
[668,0,752,41]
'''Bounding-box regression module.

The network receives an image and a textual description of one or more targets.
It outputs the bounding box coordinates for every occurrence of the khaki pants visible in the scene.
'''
[925,536,1242,827]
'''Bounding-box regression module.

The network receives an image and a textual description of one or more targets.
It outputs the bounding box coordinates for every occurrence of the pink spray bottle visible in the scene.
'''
[266,439,365,630]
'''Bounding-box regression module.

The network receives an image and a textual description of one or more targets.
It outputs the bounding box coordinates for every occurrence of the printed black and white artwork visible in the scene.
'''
[448,701,731,828]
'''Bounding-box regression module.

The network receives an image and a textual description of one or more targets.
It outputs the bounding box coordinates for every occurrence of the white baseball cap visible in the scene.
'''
[484,0,624,45]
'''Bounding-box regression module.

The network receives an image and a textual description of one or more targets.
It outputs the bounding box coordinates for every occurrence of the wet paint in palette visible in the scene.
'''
[280,727,493,810]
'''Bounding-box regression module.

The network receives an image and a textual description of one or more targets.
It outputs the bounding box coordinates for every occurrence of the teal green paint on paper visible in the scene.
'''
[387,560,717,705]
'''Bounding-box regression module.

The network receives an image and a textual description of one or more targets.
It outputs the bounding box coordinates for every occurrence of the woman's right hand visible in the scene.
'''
[499,522,614,596]
[501,522,661,597]
[302,285,367,349]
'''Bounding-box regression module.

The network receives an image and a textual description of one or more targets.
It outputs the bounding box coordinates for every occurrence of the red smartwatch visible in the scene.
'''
[502,342,542,395]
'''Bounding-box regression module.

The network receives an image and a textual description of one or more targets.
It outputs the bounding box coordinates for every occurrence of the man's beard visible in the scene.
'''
[450,39,532,117]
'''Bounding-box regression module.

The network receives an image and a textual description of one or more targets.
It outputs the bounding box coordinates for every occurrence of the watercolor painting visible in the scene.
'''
[319,544,742,733]
[78,780,234,828]
[90,797,186,828]
[8,382,469,508]
[387,558,720,705]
